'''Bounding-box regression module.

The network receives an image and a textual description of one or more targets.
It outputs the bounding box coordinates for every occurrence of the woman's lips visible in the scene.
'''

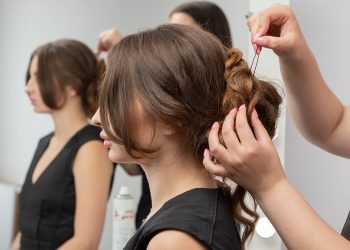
[29,98,36,105]
[103,139,112,149]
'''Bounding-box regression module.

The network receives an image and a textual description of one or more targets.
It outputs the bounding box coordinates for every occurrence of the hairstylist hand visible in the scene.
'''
[247,4,306,60]
[203,105,286,199]
[97,28,123,53]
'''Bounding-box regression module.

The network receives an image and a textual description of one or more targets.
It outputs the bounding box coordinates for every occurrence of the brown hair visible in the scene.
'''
[26,39,105,117]
[170,1,233,47]
[100,24,282,248]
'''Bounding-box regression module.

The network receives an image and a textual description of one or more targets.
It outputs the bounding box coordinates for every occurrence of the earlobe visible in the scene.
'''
[66,86,77,97]
[162,124,176,136]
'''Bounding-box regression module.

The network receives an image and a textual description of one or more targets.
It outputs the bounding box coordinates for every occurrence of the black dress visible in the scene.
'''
[124,187,241,250]
[19,125,115,250]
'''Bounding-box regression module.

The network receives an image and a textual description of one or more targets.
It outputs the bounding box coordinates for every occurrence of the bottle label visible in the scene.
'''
[113,198,135,250]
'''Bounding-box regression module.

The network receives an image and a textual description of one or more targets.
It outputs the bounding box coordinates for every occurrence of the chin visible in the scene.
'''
[34,108,45,113]
[108,147,134,163]
[33,106,50,113]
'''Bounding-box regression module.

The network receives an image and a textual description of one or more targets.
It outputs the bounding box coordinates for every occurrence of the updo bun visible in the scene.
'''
[223,48,282,138]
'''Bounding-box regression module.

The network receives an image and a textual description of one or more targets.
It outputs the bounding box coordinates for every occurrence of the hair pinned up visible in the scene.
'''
[100,24,282,248]
[223,48,282,138]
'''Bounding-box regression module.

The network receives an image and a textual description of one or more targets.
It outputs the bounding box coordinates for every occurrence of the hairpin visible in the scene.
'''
[250,49,260,77]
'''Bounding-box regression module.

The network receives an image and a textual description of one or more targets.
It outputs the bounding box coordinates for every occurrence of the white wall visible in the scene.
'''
[0,1,249,249]
[285,0,350,233]
[0,182,20,250]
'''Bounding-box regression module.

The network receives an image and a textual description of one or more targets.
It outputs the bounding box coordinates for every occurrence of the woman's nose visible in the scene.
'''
[91,108,101,126]
[24,83,32,96]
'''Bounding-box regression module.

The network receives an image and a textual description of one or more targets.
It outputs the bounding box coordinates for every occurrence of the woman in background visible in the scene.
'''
[12,39,114,250]
[92,24,282,249]
[96,0,233,229]
[169,1,232,47]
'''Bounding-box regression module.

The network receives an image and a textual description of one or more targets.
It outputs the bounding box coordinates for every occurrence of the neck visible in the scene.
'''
[142,146,217,217]
[50,101,88,142]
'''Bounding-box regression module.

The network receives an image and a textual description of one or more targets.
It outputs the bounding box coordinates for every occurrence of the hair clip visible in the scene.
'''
[250,49,260,77]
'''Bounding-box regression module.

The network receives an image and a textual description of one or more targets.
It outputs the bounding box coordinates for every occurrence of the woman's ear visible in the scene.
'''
[161,123,176,136]
[65,85,77,97]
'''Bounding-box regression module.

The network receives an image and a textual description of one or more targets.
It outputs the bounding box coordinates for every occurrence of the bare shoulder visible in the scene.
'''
[73,140,112,174]
[76,140,107,158]
[147,230,208,250]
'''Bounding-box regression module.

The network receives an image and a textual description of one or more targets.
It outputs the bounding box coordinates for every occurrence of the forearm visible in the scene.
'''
[280,45,344,147]
[256,178,349,250]
[10,232,21,250]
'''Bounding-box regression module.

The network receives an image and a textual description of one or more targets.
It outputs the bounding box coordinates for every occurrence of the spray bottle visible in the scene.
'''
[113,186,135,250]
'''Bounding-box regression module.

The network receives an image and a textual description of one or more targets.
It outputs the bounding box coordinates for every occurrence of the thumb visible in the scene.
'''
[253,35,295,55]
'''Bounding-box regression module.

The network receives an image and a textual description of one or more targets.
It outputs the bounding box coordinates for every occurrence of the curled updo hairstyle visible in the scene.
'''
[26,39,105,117]
[100,24,282,248]
[170,1,233,47]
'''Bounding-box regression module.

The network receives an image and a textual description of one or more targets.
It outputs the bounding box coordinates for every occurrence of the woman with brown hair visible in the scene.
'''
[169,0,232,47]
[96,1,234,230]
[92,24,282,249]
[12,39,114,249]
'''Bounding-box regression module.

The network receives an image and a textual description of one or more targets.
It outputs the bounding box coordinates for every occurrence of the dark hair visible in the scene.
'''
[170,1,232,47]
[26,39,105,117]
[100,24,282,248]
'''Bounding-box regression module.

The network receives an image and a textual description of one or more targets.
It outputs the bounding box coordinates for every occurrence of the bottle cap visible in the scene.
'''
[119,186,130,196]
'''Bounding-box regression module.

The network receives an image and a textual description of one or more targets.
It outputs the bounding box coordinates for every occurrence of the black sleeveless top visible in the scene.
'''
[19,125,113,250]
[135,170,151,229]
[341,211,350,241]
[124,188,241,250]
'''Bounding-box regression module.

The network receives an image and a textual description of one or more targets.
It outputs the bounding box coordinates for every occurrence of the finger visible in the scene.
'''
[251,109,271,144]
[253,35,280,50]
[247,15,257,43]
[248,13,271,45]
[235,105,256,145]
[96,37,106,53]
[249,4,291,46]
[208,122,231,161]
[221,109,240,150]
[203,149,231,177]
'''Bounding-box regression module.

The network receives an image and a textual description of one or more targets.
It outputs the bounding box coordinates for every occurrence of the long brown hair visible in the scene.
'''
[100,24,282,248]
[26,39,105,117]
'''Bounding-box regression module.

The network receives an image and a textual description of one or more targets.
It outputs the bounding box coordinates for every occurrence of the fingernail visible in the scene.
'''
[254,37,268,47]
[257,46,262,55]
[203,148,209,157]
[212,122,219,129]
[239,104,246,111]
[253,44,257,52]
